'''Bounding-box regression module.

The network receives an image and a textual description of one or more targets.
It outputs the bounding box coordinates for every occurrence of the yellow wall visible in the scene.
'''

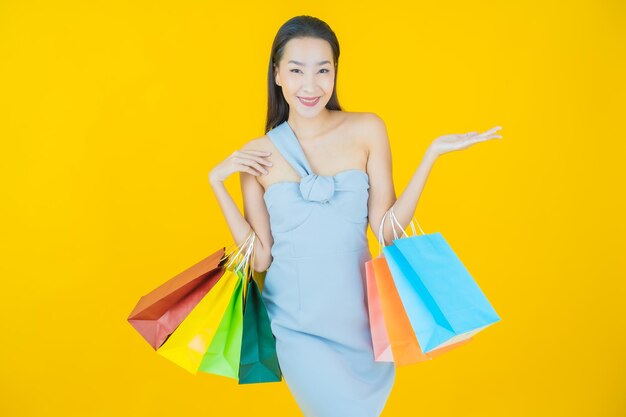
[1,0,624,416]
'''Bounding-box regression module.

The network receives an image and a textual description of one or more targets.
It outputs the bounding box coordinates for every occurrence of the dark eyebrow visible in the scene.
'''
[288,60,331,66]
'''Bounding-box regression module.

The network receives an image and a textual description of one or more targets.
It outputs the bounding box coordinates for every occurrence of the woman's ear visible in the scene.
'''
[273,64,281,87]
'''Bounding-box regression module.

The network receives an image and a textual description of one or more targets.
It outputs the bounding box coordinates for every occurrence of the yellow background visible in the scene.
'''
[1,0,624,416]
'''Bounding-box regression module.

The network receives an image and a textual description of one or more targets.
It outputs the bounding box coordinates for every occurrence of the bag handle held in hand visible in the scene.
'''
[377,207,415,255]
[376,206,427,256]
[224,229,256,274]
[377,209,392,255]
[389,206,425,239]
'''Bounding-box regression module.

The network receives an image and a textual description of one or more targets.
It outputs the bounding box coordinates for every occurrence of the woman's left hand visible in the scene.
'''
[428,126,503,157]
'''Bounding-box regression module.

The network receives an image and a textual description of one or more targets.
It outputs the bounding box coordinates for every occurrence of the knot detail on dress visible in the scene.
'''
[299,173,335,202]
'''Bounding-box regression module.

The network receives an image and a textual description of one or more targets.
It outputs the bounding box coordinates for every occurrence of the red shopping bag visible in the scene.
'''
[127,247,227,349]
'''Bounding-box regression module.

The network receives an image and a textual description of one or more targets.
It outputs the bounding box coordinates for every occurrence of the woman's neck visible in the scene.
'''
[287,109,336,142]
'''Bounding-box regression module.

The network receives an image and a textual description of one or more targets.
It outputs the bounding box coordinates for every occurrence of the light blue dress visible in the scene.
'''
[261,120,396,417]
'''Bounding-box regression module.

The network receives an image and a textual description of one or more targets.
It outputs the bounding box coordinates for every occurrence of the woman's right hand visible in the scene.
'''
[208,149,273,184]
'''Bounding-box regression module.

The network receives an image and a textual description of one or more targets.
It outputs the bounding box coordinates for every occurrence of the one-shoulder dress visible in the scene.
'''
[260,120,396,417]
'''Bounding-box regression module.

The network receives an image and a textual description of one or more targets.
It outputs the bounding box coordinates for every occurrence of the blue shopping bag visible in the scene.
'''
[382,207,501,354]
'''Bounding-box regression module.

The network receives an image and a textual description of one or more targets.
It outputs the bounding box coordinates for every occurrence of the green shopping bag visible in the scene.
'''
[238,273,282,384]
[197,267,245,379]
[197,230,281,383]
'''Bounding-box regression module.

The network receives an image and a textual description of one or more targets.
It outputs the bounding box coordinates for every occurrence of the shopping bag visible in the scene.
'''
[156,232,254,374]
[197,266,245,379]
[238,241,282,384]
[365,259,393,362]
[383,206,501,354]
[366,210,471,365]
[127,247,227,350]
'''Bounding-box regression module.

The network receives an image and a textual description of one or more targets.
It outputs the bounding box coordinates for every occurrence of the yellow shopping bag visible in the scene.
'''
[156,267,239,374]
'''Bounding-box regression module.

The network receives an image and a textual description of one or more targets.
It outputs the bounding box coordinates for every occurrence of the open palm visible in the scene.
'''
[430,126,503,156]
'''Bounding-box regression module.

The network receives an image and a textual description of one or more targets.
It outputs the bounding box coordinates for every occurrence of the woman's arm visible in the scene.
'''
[363,112,435,245]
[384,148,438,243]
[208,138,274,272]
[363,113,502,244]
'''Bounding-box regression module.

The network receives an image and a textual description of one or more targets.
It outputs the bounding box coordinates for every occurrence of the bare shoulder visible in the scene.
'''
[344,111,389,152]
[240,134,273,153]
[238,134,277,188]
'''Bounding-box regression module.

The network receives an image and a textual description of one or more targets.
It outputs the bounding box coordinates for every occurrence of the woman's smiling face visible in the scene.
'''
[274,37,336,115]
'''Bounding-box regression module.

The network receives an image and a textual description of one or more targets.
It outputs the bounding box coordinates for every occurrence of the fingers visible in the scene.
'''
[234,157,270,175]
[234,150,273,165]
[459,126,503,148]
[245,150,273,156]
[472,126,503,141]
[232,149,274,176]
[479,126,502,137]
[234,149,272,159]
[248,152,274,167]
[241,166,262,176]
[460,126,501,138]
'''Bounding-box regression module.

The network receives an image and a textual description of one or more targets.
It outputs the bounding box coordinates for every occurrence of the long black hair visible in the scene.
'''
[265,15,342,133]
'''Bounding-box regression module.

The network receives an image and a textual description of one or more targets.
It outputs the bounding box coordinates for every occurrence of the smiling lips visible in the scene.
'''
[298,96,320,106]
